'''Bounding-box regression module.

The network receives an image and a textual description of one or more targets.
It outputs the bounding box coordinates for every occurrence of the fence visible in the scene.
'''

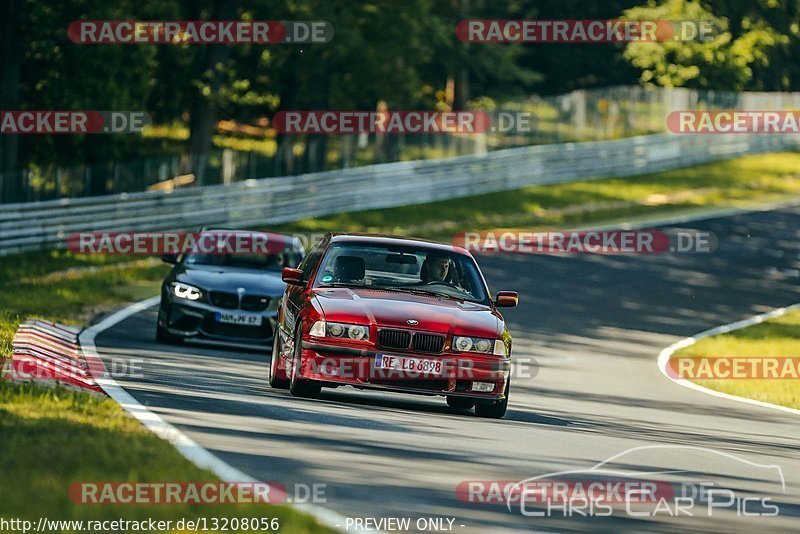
[4,85,800,204]
[1,131,797,256]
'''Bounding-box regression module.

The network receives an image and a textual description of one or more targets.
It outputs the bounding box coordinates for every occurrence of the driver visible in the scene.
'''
[420,252,451,283]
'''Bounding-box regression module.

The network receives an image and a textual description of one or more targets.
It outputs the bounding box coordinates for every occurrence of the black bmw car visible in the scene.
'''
[156,230,304,346]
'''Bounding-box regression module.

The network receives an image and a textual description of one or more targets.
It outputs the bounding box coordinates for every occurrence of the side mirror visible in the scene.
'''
[494,291,518,308]
[282,267,304,286]
[160,253,178,264]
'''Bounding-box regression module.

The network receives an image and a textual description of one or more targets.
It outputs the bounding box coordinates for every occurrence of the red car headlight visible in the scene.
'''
[310,320,369,341]
[453,336,503,355]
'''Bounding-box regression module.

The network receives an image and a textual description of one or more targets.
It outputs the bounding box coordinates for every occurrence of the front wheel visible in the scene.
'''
[289,323,321,399]
[475,380,509,419]
[268,331,290,389]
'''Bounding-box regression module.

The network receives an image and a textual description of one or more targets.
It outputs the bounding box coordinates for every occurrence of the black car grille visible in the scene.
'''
[378,329,411,350]
[241,295,270,311]
[377,329,445,353]
[209,291,239,309]
[412,333,445,353]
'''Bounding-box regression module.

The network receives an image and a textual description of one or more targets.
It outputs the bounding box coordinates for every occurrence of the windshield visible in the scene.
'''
[184,251,301,271]
[314,242,489,304]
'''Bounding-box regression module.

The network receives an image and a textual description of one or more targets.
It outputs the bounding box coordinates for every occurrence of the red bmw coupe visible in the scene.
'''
[268,233,518,418]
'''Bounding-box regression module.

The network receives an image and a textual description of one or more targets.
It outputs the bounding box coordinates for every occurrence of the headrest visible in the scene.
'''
[333,255,365,282]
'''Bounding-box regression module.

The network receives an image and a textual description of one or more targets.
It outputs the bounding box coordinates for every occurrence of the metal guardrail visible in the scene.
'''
[8,85,800,205]
[0,132,797,256]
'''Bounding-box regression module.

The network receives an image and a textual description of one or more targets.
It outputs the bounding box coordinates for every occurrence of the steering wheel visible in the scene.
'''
[423,280,457,288]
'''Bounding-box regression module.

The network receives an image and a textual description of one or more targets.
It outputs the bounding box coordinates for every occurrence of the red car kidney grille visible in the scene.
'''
[412,333,445,353]
[377,329,445,353]
[377,329,411,350]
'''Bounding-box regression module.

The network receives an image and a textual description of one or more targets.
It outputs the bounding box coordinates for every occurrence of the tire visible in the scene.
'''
[268,331,290,389]
[475,380,509,419]
[446,396,475,409]
[155,323,182,344]
[289,323,321,399]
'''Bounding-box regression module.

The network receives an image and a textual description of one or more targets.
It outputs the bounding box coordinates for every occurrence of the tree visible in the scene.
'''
[0,0,22,201]
[622,0,779,90]
[12,0,160,197]
[710,0,800,91]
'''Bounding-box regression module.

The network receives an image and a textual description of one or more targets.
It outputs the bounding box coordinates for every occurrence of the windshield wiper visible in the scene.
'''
[320,283,458,300]
[381,286,451,298]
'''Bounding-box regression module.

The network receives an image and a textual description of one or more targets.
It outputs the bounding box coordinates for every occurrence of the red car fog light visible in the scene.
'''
[470,381,495,393]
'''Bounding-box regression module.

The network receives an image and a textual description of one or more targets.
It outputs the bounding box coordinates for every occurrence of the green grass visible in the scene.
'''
[0,253,331,533]
[0,251,168,359]
[274,152,800,241]
[672,311,800,410]
[0,382,331,533]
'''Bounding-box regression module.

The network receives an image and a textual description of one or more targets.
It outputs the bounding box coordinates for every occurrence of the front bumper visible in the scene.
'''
[159,297,277,345]
[297,340,510,400]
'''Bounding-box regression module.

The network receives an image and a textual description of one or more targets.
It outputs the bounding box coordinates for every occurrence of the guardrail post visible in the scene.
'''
[474,133,487,155]
[340,135,353,168]
[222,149,234,185]
[24,169,31,202]
[195,153,206,186]
[112,164,120,194]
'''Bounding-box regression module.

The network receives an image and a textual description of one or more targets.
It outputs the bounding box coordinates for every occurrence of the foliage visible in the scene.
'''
[2,0,799,174]
[622,0,781,89]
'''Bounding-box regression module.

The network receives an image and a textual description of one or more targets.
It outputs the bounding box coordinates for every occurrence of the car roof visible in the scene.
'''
[328,233,467,255]
[199,227,303,251]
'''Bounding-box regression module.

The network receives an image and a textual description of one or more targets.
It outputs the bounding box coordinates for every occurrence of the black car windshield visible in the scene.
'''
[184,251,301,271]
[314,242,490,304]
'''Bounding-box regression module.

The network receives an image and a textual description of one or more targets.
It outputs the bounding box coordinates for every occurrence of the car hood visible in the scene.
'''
[312,287,501,338]
[174,265,286,295]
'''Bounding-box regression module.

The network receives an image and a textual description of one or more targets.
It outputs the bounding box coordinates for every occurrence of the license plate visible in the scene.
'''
[214,312,262,326]
[374,353,444,376]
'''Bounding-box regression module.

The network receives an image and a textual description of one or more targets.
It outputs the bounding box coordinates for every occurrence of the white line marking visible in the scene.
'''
[80,296,372,533]
[657,303,800,416]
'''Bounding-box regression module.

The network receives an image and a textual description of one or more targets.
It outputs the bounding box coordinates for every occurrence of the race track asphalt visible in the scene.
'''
[95,207,800,533]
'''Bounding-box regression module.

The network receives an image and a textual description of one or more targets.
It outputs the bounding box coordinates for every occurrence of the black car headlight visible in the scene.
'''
[171,282,203,301]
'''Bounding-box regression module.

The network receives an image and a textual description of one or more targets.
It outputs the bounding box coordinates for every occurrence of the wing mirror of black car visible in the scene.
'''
[160,253,178,264]
[282,267,305,286]
[495,291,519,308]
